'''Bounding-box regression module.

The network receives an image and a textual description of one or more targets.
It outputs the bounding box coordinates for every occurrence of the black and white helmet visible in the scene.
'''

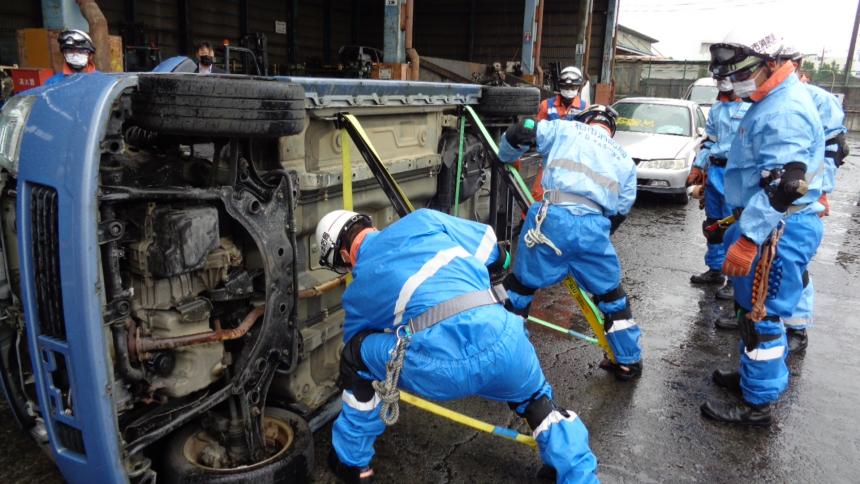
[315,210,372,272]
[558,66,585,88]
[58,29,95,53]
[575,104,619,136]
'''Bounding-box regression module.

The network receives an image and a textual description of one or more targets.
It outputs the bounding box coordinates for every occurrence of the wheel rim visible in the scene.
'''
[181,415,295,472]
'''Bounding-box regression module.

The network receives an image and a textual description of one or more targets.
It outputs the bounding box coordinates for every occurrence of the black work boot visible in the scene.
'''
[715,283,734,300]
[700,400,772,426]
[714,313,740,330]
[712,369,741,395]
[328,448,375,483]
[599,358,642,381]
[690,269,726,285]
[787,329,808,353]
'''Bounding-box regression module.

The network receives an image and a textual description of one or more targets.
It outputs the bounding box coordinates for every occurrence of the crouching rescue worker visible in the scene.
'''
[685,76,750,317]
[45,30,98,86]
[700,31,825,426]
[498,106,643,381]
[317,208,599,483]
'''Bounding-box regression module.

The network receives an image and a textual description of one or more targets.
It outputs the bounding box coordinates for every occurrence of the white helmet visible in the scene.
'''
[559,66,585,88]
[710,27,799,78]
[315,210,372,271]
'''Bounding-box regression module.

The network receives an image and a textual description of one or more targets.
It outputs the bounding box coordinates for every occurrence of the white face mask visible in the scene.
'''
[64,52,89,69]
[717,78,733,92]
[560,89,579,100]
[732,78,757,99]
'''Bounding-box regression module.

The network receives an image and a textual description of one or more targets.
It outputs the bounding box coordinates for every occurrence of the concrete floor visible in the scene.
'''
[2,137,859,483]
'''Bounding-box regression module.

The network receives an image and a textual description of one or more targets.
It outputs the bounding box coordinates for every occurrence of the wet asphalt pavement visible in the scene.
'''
[2,137,860,483]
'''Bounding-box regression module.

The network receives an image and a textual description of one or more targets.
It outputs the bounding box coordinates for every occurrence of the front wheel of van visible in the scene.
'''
[160,407,313,484]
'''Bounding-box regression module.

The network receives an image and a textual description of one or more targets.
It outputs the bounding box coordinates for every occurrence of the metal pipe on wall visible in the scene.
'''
[575,0,594,70]
[600,0,619,84]
[533,0,545,85]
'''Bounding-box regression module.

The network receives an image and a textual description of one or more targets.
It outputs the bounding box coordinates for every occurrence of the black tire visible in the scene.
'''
[477,86,541,117]
[672,192,690,204]
[160,407,313,484]
[132,74,305,138]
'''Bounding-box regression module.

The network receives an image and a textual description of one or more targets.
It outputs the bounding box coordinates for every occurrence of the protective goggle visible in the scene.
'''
[709,43,766,79]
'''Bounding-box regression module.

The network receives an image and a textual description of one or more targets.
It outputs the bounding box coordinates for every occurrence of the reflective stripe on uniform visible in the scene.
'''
[744,344,785,361]
[393,247,470,326]
[474,226,497,264]
[783,317,810,328]
[532,409,578,438]
[548,158,620,194]
[606,318,636,334]
[342,390,381,411]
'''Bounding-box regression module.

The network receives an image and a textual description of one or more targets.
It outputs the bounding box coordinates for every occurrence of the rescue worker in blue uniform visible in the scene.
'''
[316,209,599,483]
[700,31,825,426]
[44,30,98,87]
[780,66,849,352]
[686,77,750,308]
[498,106,643,381]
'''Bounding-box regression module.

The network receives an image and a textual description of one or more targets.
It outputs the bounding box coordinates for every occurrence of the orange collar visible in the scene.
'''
[62,62,96,75]
[750,61,795,102]
[347,228,375,267]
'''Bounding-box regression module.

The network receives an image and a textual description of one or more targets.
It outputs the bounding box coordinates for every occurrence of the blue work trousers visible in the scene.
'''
[725,212,823,405]
[704,166,732,270]
[508,203,642,365]
[332,311,599,484]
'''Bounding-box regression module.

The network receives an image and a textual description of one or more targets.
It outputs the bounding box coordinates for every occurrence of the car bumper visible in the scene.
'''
[636,167,688,195]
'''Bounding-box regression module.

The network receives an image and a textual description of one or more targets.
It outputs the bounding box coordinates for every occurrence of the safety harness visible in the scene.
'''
[373,284,512,426]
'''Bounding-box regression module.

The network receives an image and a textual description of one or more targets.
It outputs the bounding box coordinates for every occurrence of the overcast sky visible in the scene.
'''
[619,0,859,63]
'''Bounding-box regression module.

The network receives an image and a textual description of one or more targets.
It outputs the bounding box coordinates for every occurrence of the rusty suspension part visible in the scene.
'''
[298,275,347,299]
[132,306,265,357]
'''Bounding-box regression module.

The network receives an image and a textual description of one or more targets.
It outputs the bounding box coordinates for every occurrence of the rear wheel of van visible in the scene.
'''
[160,407,313,484]
[132,74,305,138]
[477,86,541,117]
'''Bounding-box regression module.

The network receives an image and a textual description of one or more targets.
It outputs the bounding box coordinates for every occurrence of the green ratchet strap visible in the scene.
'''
[461,105,616,363]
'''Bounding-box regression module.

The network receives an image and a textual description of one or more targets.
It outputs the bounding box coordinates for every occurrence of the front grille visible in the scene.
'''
[31,185,66,340]
[56,422,86,455]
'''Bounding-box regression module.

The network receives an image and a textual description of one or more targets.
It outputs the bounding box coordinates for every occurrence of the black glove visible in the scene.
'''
[835,133,849,167]
[504,118,537,149]
[609,214,627,235]
[487,242,511,281]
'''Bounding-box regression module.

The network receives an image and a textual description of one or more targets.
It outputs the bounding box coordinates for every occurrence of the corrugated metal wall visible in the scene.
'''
[1,0,607,78]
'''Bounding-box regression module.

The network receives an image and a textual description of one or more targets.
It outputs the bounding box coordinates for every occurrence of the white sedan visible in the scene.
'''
[612,97,707,203]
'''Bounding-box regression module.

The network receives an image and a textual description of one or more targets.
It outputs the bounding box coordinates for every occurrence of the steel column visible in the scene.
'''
[575,0,593,69]
[521,0,538,75]
[600,0,619,83]
[383,0,405,63]
[40,0,89,31]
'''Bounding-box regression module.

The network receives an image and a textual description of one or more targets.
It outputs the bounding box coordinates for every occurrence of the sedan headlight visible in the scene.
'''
[637,158,687,170]
[0,96,36,176]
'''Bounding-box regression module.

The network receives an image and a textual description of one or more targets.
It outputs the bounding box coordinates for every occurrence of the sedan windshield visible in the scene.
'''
[613,102,692,137]
[688,85,719,105]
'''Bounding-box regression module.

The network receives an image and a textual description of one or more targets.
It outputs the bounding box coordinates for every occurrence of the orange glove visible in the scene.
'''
[686,167,705,187]
[819,193,830,217]
[722,236,759,277]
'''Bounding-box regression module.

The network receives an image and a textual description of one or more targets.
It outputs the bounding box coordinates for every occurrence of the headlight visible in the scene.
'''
[638,158,687,170]
[0,96,36,176]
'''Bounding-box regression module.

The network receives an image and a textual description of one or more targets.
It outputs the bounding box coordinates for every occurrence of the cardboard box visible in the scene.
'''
[371,63,409,80]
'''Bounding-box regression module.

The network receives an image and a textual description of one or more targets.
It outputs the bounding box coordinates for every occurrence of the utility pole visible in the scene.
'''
[844,0,860,85]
